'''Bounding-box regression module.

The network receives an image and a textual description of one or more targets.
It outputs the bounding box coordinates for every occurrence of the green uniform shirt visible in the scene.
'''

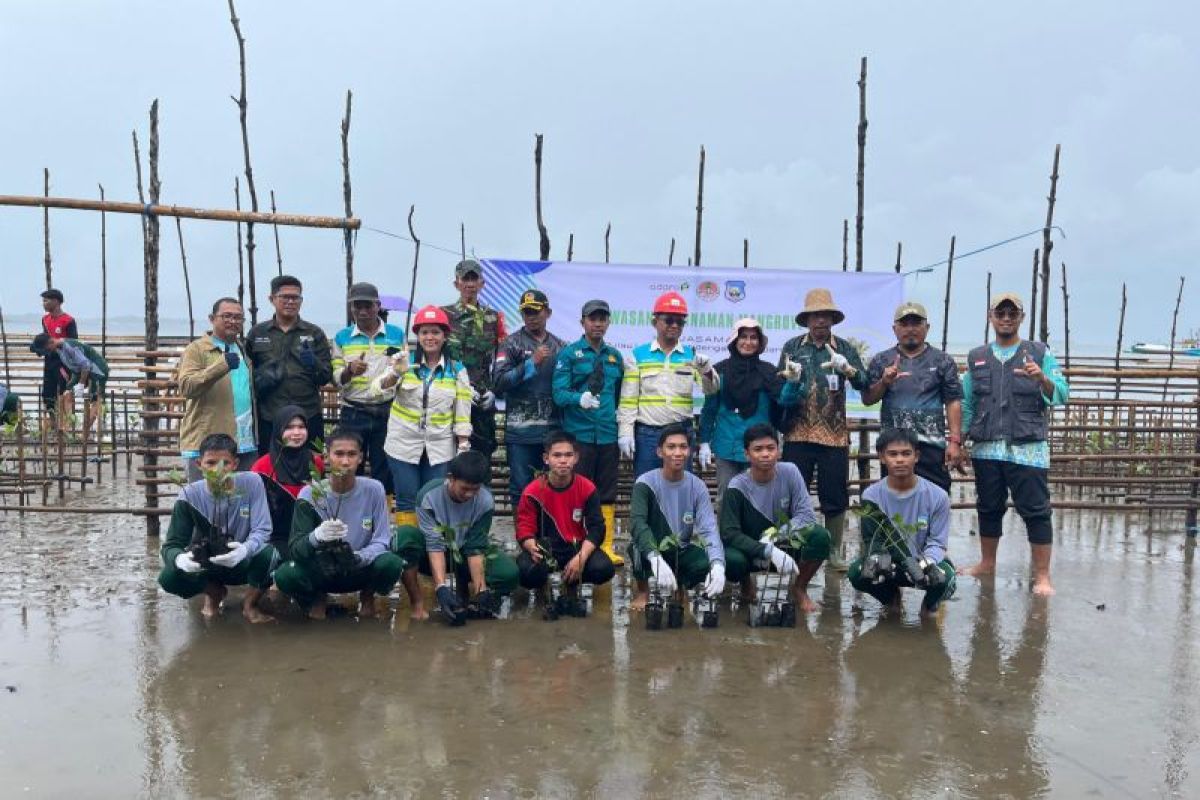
[246,317,334,420]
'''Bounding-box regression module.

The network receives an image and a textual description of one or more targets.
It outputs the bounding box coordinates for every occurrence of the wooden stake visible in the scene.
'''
[341,89,354,321]
[535,133,550,260]
[566,233,574,262]
[174,217,196,338]
[668,237,676,266]
[460,222,466,260]
[0,302,11,387]
[1029,249,1039,341]
[99,184,108,357]
[43,168,52,289]
[940,235,955,351]
[605,222,612,264]
[893,241,902,273]
[404,205,420,335]
[0,194,357,229]
[855,56,867,272]
[269,189,283,277]
[984,271,992,345]
[694,145,705,266]
[233,179,245,308]
[142,100,163,536]
[743,238,749,269]
[1162,276,1186,402]
[228,0,260,325]
[1060,262,1070,368]
[842,219,848,271]
[1114,283,1127,400]
[1038,144,1060,343]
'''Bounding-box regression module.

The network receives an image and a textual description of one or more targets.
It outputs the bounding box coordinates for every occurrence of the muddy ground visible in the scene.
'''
[0,471,1196,798]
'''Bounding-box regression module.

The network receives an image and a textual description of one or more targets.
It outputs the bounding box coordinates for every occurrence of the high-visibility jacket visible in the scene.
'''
[381,356,473,466]
[617,340,720,438]
[330,322,407,406]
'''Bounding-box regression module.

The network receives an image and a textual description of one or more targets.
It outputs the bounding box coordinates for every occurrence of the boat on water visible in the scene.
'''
[1130,341,1200,356]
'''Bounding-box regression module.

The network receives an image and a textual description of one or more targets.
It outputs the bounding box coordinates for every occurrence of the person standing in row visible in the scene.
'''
[962,293,1069,597]
[375,305,473,526]
[39,288,77,412]
[493,289,566,511]
[618,291,720,478]
[861,301,963,494]
[442,259,507,457]
[248,275,333,456]
[777,288,869,570]
[330,282,406,493]
[552,299,626,565]
[176,299,258,482]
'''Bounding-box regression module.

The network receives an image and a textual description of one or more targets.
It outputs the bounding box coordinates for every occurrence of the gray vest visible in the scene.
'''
[966,340,1049,444]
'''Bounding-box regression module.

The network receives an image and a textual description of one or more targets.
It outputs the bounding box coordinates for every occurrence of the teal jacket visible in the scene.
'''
[552,337,624,445]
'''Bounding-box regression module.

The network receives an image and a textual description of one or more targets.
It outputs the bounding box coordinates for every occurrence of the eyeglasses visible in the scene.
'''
[659,315,686,327]
[216,313,245,322]
[992,309,1021,320]
[276,294,303,303]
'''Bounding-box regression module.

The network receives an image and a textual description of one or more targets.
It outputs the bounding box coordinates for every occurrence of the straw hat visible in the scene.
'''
[795,288,845,326]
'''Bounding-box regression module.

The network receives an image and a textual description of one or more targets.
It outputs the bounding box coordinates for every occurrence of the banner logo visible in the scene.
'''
[696,281,719,302]
[725,280,746,303]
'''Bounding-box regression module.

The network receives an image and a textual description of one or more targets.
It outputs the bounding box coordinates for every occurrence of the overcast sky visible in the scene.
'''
[1,1,1196,348]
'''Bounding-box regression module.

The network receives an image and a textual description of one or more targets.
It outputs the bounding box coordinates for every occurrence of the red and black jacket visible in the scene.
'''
[515,474,605,549]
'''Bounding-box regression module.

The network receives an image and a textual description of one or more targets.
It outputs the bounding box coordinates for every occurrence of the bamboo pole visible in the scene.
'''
[1039,144,1060,343]
[1028,249,1039,341]
[743,238,749,269]
[940,235,955,351]
[174,217,195,338]
[0,302,10,386]
[855,56,867,272]
[842,219,848,271]
[605,222,612,264]
[341,89,355,322]
[269,189,283,277]
[535,133,550,260]
[234,178,245,308]
[142,100,162,537]
[668,237,675,266]
[403,205,420,335]
[984,271,992,344]
[1162,276,1186,403]
[43,168,52,290]
[459,222,466,260]
[1060,262,1071,368]
[0,195,358,230]
[1114,283,1127,400]
[694,145,705,266]
[228,0,261,325]
[99,184,108,357]
[893,241,902,273]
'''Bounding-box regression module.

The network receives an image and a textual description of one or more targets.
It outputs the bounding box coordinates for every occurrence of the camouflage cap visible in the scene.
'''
[455,258,483,279]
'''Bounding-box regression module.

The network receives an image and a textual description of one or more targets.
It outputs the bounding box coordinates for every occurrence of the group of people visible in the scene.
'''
[152,257,1067,623]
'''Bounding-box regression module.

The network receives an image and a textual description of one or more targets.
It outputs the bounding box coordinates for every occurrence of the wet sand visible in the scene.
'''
[1,475,1196,798]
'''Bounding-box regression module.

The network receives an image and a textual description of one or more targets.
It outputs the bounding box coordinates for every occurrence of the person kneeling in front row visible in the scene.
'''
[390,450,519,624]
[849,428,956,617]
[157,433,276,623]
[515,430,615,607]
[274,427,404,620]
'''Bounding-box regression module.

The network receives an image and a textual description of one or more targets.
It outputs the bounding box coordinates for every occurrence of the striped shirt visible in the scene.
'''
[331,322,407,405]
[618,340,720,437]
[379,356,474,465]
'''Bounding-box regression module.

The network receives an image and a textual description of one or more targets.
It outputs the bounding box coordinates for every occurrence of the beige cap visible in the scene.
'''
[893,301,928,322]
[990,292,1024,312]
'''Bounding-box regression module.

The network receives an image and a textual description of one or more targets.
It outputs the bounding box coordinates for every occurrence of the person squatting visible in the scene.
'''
[152,263,1068,624]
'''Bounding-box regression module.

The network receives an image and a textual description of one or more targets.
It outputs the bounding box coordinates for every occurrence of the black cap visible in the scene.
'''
[455,258,483,279]
[519,289,549,311]
[347,282,380,302]
[582,299,610,317]
[41,288,64,302]
[30,333,52,356]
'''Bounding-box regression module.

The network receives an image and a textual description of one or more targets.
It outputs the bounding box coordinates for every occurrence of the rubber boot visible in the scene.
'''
[394,510,418,529]
[600,504,624,567]
[825,512,848,572]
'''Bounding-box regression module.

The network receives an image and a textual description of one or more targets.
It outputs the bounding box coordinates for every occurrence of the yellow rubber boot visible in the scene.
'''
[601,504,624,567]
[393,510,418,529]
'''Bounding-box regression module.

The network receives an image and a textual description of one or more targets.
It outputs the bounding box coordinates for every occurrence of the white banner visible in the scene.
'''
[480,260,904,416]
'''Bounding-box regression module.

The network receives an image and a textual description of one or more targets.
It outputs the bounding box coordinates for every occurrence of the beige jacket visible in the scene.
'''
[175,336,256,454]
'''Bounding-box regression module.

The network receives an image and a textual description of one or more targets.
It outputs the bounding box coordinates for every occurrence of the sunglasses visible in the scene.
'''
[659,315,687,327]
[992,309,1021,320]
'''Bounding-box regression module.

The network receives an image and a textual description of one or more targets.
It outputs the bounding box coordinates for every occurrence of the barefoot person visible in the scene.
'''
[719,423,830,613]
[627,424,726,611]
[961,293,1068,596]
[157,433,276,623]
[848,429,956,617]
[274,428,404,620]
[514,431,616,604]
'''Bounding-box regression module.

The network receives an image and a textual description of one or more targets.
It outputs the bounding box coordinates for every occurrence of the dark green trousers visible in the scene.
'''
[627,542,711,589]
[273,541,404,610]
[848,557,957,611]
[723,525,831,582]
[390,525,519,595]
[157,545,276,598]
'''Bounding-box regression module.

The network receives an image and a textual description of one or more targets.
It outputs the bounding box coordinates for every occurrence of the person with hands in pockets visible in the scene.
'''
[617,291,721,478]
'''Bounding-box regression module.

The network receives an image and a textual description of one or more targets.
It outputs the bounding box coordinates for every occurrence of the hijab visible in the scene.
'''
[269,404,315,486]
[714,325,782,419]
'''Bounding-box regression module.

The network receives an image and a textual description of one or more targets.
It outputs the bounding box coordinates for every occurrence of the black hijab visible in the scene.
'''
[270,404,315,485]
[714,330,783,419]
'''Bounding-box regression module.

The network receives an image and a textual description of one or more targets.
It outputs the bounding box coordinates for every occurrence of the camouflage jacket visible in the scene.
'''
[441,300,507,392]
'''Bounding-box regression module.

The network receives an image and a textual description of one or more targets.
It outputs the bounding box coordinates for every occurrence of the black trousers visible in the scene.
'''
[784,441,850,516]
[41,355,65,410]
[881,441,952,494]
[516,543,615,590]
[257,412,325,457]
[972,458,1053,544]
[470,405,497,457]
[338,404,393,493]
[576,442,619,504]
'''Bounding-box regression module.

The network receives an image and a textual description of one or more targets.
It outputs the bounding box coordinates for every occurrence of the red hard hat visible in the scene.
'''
[411,304,451,333]
[653,291,689,316]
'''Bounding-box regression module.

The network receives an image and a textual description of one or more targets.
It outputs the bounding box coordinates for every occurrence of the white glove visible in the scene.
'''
[174,551,203,574]
[579,391,601,410]
[781,357,803,382]
[618,435,636,460]
[764,543,798,576]
[457,439,471,453]
[209,540,249,568]
[390,350,410,376]
[313,519,348,543]
[698,443,713,470]
[692,352,712,373]
[647,552,677,594]
[475,390,496,411]
[703,561,727,598]
[821,350,853,376]
[73,384,87,399]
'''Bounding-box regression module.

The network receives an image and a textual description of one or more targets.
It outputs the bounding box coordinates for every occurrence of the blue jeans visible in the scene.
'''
[389,453,449,513]
[633,421,695,479]
[507,441,544,510]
